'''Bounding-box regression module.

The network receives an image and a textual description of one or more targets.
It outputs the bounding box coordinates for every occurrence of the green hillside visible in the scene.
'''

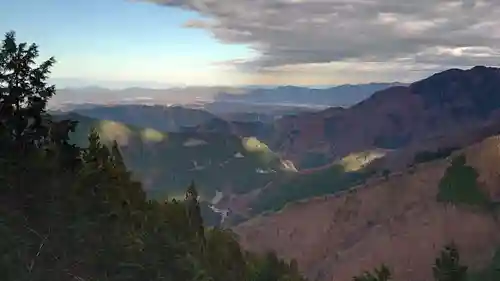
[250,164,374,215]
[247,150,380,215]
[59,113,381,222]
[55,113,285,202]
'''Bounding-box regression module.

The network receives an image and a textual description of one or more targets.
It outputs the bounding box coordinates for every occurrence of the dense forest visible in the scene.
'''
[0,31,305,281]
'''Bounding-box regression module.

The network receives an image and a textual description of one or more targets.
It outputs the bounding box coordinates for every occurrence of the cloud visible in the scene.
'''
[146,0,500,81]
[182,18,214,29]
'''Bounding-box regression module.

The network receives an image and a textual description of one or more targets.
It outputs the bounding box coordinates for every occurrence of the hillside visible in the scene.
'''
[71,104,218,132]
[55,113,288,204]
[66,104,291,152]
[202,100,322,116]
[234,135,500,281]
[247,163,374,216]
[273,66,500,166]
[61,113,387,226]
[61,112,390,227]
[181,117,277,146]
[213,150,386,226]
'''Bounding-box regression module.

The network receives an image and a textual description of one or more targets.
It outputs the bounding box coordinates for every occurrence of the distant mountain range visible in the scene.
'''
[49,83,402,110]
[214,83,406,107]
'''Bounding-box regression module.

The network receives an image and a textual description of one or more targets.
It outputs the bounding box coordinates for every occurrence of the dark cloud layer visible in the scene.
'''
[146,0,500,77]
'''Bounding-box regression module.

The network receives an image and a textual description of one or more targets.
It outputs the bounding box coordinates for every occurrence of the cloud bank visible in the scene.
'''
[146,0,500,82]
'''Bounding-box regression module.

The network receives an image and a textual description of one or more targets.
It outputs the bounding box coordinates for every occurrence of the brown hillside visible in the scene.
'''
[273,66,500,165]
[233,135,500,281]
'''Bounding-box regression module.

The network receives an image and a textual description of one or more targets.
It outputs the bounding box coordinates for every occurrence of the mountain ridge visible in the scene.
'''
[215,82,405,107]
[273,66,500,167]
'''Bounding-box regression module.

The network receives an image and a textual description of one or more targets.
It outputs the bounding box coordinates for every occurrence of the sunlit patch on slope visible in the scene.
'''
[339,149,387,171]
[242,136,279,166]
[242,137,270,152]
[281,160,298,172]
[141,128,165,143]
[98,120,132,145]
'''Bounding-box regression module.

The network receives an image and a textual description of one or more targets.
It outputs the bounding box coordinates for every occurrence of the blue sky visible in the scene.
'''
[1,0,255,87]
[3,0,499,88]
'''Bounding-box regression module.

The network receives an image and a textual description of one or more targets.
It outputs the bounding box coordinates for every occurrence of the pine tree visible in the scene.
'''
[0,31,66,215]
[109,139,146,214]
[0,31,55,148]
[111,140,127,171]
[185,181,206,248]
[433,243,468,281]
[204,228,247,281]
[352,264,392,281]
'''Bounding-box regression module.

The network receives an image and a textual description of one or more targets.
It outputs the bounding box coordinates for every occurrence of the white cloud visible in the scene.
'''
[144,0,500,82]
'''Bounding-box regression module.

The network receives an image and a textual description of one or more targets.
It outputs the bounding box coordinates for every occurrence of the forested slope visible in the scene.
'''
[0,31,305,281]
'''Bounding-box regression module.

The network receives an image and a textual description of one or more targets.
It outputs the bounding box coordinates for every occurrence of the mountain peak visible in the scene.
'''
[471,65,494,71]
[409,66,500,113]
[411,66,500,87]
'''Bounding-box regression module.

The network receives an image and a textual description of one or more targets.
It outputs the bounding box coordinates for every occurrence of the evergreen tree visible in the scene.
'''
[352,265,392,281]
[433,243,468,281]
[111,139,127,171]
[0,30,71,218]
[185,181,206,247]
[204,228,247,281]
[0,30,55,147]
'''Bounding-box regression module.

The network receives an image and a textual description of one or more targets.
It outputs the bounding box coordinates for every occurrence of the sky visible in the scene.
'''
[2,0,500,87]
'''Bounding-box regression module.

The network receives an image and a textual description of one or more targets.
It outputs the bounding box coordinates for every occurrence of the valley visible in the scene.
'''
[48,66,500,280]
[7,2,500,280]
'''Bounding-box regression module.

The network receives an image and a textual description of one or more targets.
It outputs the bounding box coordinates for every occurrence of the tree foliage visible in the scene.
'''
[413,146,459,164]
[352,265,392,281]
[437,154,490,208]
[352,244,472,281]
[0,31,306,281]
[433,243,468,281]
[469,248,500,281]
[251,164,373,214]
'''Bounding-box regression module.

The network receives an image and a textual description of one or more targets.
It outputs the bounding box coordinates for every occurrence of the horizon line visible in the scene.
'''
[54,81,408,91]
